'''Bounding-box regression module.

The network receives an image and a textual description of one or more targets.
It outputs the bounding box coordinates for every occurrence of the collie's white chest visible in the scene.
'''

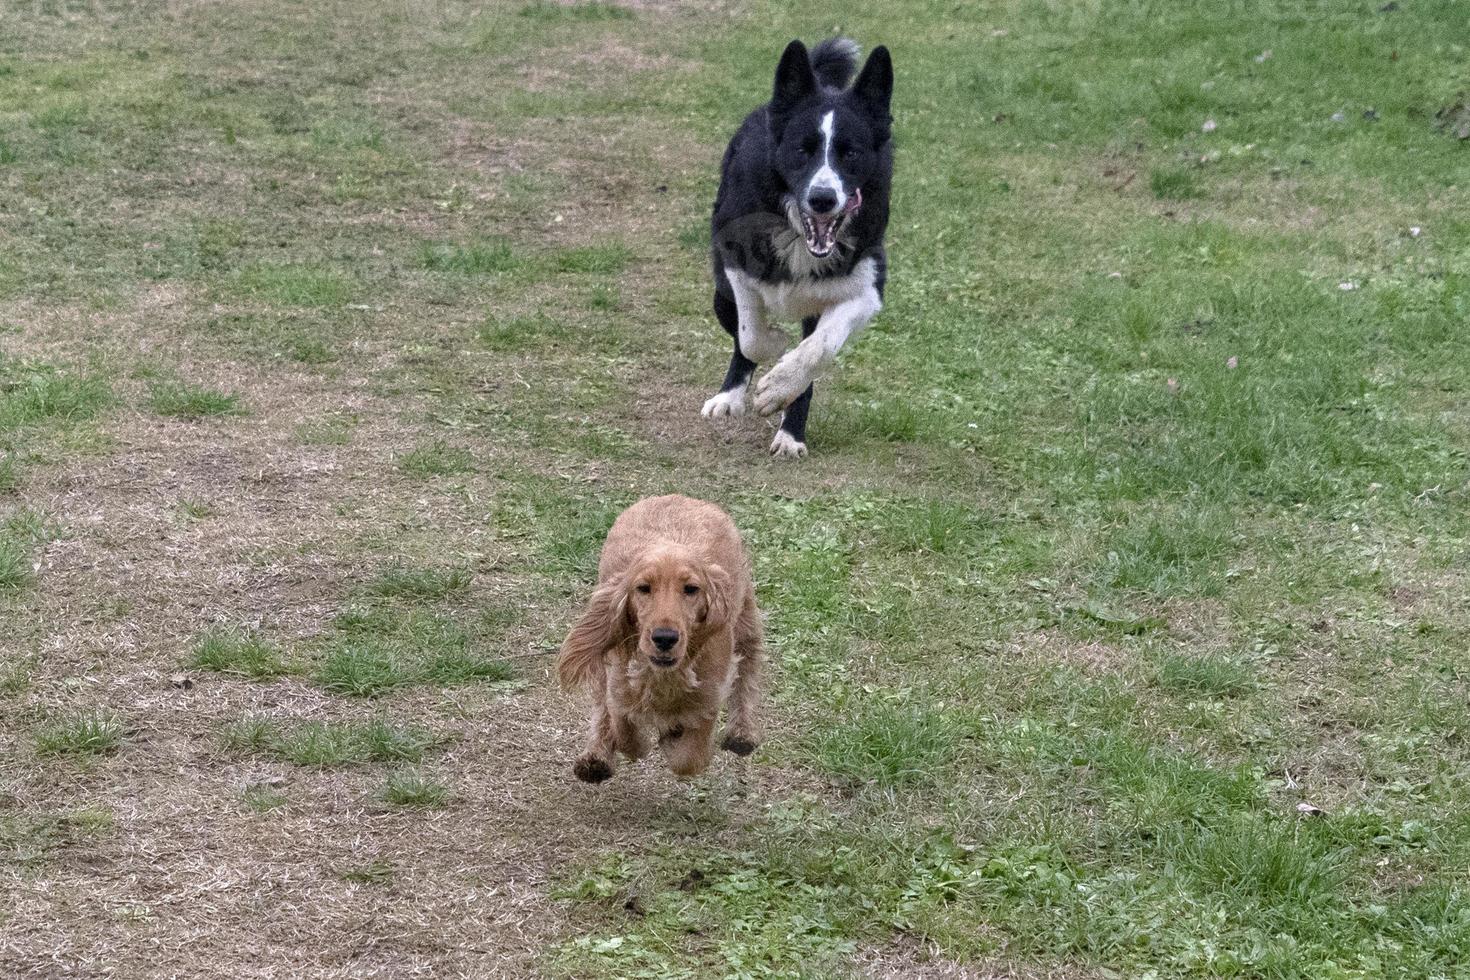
[727,257,878,323]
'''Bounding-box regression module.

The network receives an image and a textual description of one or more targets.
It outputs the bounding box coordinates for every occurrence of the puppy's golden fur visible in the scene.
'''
[558,495,763,782]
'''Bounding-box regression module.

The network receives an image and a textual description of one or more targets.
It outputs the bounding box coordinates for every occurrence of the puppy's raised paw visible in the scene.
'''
[574,756,614,783]
[720,734,758,756]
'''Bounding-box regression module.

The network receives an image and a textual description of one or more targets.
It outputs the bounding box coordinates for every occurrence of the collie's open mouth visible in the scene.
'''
[800,188,862,257]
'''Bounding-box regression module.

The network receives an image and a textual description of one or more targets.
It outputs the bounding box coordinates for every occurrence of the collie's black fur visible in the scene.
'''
[700,38,894,458]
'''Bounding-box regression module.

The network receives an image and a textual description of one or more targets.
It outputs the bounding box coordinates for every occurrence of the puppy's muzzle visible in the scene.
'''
[649,628,680,667]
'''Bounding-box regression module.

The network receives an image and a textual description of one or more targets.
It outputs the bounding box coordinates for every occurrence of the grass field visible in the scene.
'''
[2,0,1469,976]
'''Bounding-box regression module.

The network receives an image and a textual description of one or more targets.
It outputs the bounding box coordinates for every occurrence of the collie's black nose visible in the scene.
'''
[651,628,680,652]
[806,188,839,214]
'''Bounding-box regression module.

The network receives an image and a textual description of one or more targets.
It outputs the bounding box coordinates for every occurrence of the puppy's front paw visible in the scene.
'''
[574,756,613,783]
[701,389,747,419]
[720,733,758,756]
[769,430,807,459]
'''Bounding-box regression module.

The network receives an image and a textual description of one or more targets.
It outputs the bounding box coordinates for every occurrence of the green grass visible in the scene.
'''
[417,648,515,685]
[397,440,474,477]
[368,565,472,601]
[178,498,213,519]
[0,363,111,431]
[811,703,963,788]
[314,641,405,697]
[233,263,353,306]
[147,381,243,419]
[314,607,514,696]
[1150,165,1203,200]
[0,533,31,589]
[5,0,1470,975]
[478,313,578,352]
[1153,653,1257,697]
[416,239,517,275]
[242,785,289,812]
[220,716,437,766]
[191,630,290,680]
[586,284,619,311]
[555,243,631,274]
[338,859,396,884]
[1,656,33,696]
[35,711,126,756]
[0,454,19,494]
[517,1,633,21]
[380,769,449,808]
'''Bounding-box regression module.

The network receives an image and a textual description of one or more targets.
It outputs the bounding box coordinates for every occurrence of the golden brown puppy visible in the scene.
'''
[558,495,763,783]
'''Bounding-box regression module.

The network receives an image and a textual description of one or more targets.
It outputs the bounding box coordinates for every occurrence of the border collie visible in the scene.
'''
[700,37,893,458]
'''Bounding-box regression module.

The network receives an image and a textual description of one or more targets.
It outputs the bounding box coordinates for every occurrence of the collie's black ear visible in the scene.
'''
[769,40,815,136]
[852,45,893,139]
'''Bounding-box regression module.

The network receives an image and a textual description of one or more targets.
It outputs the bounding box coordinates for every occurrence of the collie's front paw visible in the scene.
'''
[769,430,808,459]
[754,356,813,416]
[701,389,747,419]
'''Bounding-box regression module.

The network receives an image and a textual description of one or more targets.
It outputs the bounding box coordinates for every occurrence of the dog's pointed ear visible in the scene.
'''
[702,562,736,628]
[557,574,631,691]
[852,45,893,141]
[769,40,815,137]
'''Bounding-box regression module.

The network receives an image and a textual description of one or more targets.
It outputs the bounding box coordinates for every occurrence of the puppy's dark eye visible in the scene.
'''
[636,583,651,594]
[843,148,862,162]
[683,584,700,596]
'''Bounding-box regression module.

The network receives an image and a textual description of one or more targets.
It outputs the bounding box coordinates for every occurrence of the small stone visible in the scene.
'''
[169,673,194,690]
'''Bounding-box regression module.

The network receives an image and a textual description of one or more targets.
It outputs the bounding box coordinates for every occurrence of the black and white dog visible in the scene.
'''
[700,38,893,458]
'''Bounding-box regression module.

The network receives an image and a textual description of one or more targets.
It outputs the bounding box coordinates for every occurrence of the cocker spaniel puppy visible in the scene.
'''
[557,495,763,782]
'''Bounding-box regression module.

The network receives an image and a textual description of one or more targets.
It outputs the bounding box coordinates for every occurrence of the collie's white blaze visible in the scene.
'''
[806,110,847,209]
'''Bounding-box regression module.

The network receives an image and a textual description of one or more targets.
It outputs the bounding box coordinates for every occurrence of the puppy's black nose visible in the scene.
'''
[651,628,680,652]
[806,188,839,214]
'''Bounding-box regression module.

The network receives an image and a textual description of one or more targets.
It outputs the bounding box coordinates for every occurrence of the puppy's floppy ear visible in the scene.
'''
[701,562,736,628]
[852,45,893,142]
[557,575,631,691]
[769,40,815,137]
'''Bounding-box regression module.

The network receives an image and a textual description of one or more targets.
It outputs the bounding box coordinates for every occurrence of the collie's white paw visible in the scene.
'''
[769,430,808,459]
[701,388,747,419]
[754,364,810,416]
